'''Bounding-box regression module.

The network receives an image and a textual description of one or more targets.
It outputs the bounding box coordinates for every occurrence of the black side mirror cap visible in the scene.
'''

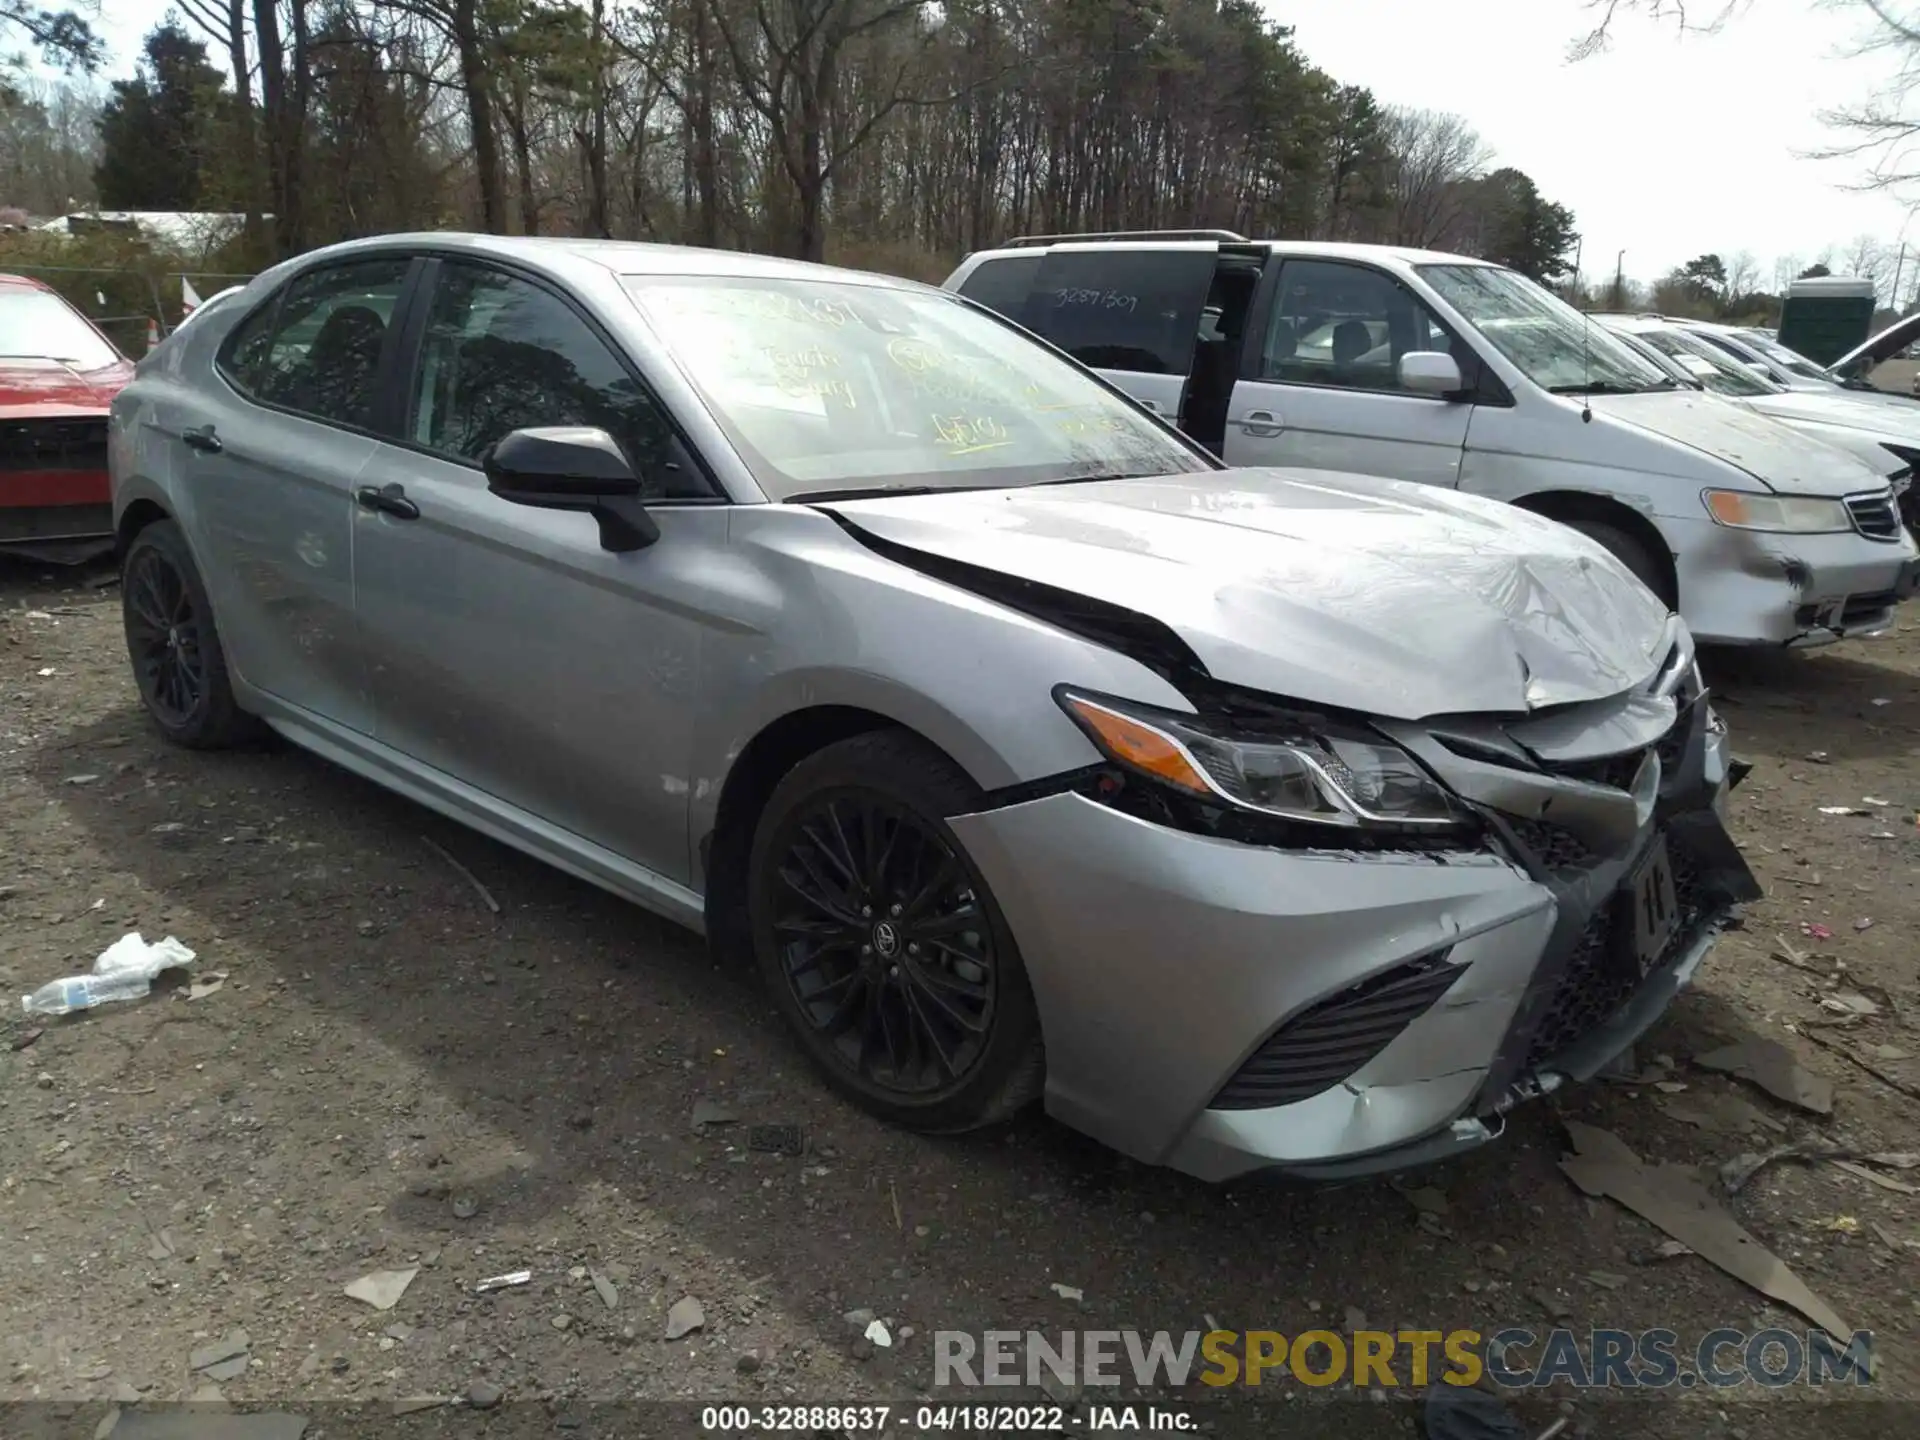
[483,425,659,552]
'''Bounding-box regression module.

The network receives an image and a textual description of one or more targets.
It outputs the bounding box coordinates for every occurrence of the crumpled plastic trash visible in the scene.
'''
[1420,1381,1529,1439]
[21,932,198,1017]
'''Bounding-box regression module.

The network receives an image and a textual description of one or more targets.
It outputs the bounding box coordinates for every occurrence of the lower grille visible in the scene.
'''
[0,416,108,472]
[1521,836,1707,1072]
[1507,816,1598,875]
[1845,490,1902,541]
[1211,950,1460,1109]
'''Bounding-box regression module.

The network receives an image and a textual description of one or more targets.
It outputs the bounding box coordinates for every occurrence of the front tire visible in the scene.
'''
[747,729,1045,1133]
[1569,518,1673,608]
[121,520,260,749]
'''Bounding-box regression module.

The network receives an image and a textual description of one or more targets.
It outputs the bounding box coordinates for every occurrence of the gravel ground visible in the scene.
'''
[2,557,1918,1440]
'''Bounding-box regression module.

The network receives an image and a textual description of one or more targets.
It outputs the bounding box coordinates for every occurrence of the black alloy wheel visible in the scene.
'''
[120,520,259,748]
[748,730,1044,1131]
[125,541,204,727]
[772,789,995,1094]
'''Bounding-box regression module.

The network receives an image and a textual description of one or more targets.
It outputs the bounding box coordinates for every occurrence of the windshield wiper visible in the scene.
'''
[786,484,1006,504]
[1546,380,1661,396]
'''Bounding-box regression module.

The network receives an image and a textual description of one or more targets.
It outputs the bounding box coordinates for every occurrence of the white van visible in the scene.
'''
[942,233,1920,647]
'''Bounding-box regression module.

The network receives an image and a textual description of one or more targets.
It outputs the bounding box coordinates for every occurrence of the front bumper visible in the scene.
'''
[949,674,1760,1182]
[1666,513,1919,646]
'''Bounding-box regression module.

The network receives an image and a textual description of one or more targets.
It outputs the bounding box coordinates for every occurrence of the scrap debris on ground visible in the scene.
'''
[3,564,1919,1438]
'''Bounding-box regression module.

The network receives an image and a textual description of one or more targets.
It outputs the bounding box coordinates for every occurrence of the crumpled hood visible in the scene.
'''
[823,467,1675,720]
[0,358,132,418]
[1586,390,1880,495]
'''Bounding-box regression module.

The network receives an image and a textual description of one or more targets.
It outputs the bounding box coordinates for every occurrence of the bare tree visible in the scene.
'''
[1567,0,1749,60]
[1382,107,1490,249]
[1723,248,1760,299]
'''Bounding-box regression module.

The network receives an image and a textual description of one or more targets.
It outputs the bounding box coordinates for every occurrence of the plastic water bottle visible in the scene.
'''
[21,970,155,1017]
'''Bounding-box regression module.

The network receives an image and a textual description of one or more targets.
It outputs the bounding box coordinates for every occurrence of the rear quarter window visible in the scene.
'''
[955,254,1041,326]
[1026,248,1216,376]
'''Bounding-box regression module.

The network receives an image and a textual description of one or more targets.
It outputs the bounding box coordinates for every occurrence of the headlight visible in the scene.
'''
[1056,689,1464,829]
[1701,490,1853,533]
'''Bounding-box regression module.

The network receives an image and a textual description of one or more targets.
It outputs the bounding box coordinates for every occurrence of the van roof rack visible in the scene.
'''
[1000,229,1250,248]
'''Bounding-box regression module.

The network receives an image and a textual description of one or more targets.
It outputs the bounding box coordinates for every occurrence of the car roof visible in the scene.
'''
[0,272,54,293]
[965,238,1490,269]
[284,232,936,294]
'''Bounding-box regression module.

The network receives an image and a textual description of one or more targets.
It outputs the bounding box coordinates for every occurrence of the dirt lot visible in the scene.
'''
[2,557,1918,1440]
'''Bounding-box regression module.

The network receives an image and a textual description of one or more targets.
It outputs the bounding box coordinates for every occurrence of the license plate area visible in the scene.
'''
[1617,833,1680,975]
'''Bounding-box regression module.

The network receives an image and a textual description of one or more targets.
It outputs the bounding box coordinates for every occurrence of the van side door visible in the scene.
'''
[1224,257,1474,488]
[1023,244,1219,424]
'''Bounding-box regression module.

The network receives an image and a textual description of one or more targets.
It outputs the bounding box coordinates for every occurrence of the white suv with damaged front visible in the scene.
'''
[108,236,1759,1182]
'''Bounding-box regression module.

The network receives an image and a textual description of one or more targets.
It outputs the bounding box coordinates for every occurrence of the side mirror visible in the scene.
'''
[1743,362,1772,379]
[1398,350,1464,398]
[483,425,659,552]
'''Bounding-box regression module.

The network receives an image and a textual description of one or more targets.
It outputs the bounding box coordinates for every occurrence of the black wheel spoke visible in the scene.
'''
[901,981,961,1080]
[905,964,989,1035]
[779,861,862,928]
[767,785,999,1098]
[126,548,206,728]
[901,856,962,922]
[913,907,981,941]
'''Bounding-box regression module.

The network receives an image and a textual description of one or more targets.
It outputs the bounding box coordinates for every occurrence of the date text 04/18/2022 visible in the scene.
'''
[698,1404,1197,1431]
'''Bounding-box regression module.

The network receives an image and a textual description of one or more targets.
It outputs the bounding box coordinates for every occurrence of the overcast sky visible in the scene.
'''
[86,0,1920,288]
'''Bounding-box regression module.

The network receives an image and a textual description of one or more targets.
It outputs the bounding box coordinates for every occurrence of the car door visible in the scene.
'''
[1224,257,1472,487]
[1024,245,1219,423]
[181,254,419,733]
[350,256,724,883]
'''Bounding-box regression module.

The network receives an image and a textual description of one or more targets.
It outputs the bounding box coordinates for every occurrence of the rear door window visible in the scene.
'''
[220,257,411,431]
[955,255,1041,327]
[1027,248,1216,376]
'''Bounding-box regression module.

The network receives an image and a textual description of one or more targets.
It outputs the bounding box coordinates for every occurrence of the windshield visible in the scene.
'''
[621,276,1207,499]
[1740,331,1829,380]
[1639,327,1779,396]
[0,289,122,369]
[1417,265,1673,394]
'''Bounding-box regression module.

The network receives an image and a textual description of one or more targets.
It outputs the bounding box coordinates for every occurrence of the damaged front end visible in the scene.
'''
[1271,634,1763,1180]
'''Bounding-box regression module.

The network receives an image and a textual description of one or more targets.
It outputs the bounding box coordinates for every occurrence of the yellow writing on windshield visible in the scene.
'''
[931,413,1013,455]
[766,344,855,408]
[645,286,855,330]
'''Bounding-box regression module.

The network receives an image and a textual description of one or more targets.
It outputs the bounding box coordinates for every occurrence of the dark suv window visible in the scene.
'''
[406,261,706,498]
[1026,248,1216,375]
[221,257,410,429]
[956,255,1041,326]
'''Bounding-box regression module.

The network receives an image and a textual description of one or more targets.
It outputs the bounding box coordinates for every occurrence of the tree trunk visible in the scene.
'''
[223,0,264,260]
[689,0,719,247]
[252,0,290,258]
[451,0,506,233]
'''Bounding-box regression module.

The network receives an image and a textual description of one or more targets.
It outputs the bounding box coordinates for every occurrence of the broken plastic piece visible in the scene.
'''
[748,1124,806,1156]
[475,1270,532,1294]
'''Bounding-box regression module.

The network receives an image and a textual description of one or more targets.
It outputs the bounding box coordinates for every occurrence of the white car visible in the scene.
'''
[1600,315,1920,480]
[946,234,1920,647]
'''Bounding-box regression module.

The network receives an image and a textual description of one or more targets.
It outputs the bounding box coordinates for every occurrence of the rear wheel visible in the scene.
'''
[747,730,1045,1133]
[121,520,260,749]
[1568,518,1673,608]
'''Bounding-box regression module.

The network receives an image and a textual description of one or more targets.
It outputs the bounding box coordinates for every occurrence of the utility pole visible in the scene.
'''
[1612,249,1626,310]
[1892,242,1908,316]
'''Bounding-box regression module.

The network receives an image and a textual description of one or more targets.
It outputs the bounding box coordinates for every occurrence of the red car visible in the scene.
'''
[0,274,135,563]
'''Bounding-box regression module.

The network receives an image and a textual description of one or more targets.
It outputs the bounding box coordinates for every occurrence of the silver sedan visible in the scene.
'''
[107,235,1760,1180]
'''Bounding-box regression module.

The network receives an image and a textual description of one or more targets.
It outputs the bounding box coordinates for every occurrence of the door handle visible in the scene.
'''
[1239,408,1283,436]
[181,424,222,454]
[356,482,420,520]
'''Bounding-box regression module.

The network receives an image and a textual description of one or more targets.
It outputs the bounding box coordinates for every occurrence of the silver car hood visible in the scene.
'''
[823,468,1674,720]
[1584,390,1878,494]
